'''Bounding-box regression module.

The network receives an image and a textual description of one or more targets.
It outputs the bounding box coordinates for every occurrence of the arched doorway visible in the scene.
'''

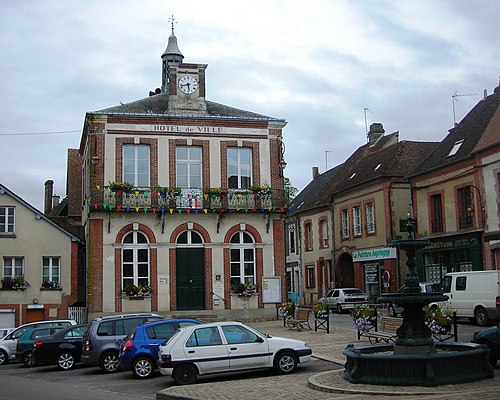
[336,253,354,288]
[176,230,205,310]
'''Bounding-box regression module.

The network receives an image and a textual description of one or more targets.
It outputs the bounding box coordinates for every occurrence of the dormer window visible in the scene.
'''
[448,139,464,157]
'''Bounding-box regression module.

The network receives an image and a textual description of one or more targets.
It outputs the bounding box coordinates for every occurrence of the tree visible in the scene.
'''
[284,177,298,202]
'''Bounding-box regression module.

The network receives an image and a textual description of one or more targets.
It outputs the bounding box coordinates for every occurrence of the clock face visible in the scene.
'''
[178,75,198,94]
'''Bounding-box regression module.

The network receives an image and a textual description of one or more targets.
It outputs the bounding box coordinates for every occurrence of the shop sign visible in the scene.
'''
[353,247,396,262]
[365,264,379,284]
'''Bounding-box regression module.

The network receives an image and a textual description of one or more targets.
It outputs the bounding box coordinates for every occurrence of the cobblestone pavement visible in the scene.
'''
[157,319,500,399]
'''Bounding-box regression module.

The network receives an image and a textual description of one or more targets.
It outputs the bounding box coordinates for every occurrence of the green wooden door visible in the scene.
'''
[176,248,205,310]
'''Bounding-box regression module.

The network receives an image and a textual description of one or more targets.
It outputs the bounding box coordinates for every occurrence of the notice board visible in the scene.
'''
[262,277,281,304]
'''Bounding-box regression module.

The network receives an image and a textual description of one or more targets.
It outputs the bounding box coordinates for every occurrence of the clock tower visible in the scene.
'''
[161,20,208,115]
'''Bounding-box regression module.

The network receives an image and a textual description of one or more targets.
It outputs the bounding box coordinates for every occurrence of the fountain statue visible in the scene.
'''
[343,217,493,386]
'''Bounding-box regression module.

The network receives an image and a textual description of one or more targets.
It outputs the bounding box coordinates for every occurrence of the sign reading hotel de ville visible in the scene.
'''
[107,123,267,136]
[352,247,397,262]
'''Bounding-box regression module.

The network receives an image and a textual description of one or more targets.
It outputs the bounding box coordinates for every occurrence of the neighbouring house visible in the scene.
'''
[0,183,82,327]
[408,83,500,279]
[286,123,438,305]
[331,123,439,301]
[286,166,341,305]
[78,27,288,320]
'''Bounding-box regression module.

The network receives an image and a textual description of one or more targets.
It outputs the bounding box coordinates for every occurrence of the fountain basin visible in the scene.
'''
[343,342,494,386]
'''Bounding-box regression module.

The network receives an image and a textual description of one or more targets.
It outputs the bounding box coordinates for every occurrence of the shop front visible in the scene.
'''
[416,231,483,284]
[352,247,398,302]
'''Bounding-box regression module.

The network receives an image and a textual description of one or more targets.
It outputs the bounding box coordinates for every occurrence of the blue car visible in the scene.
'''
[119,318,203,378]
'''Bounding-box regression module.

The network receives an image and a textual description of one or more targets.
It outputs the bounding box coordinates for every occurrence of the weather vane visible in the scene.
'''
[168,15,177,35]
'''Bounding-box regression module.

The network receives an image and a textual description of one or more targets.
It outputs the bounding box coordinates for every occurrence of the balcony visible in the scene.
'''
[88,185,288,214]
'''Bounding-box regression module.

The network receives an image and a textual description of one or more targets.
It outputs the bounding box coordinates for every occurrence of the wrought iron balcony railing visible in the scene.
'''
[88,186,289,214]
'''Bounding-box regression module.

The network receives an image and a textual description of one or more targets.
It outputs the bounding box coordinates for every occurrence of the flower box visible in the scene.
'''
[352,305,378,333]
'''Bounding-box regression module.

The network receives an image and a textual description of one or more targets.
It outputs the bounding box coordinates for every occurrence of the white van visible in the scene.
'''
[439,270,500,326]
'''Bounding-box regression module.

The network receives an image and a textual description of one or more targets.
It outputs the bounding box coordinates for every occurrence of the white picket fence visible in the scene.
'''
[68,307,88,324]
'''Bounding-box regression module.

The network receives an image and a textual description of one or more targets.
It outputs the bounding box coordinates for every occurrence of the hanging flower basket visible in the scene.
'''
[424,305,453,335]
[108,181,133,193]
[232,283,256,297]
[123,284,152,297]
[41,280,61,290]
[352,305,377,333]
[278,300,295,319]
[1,277,30,291]
[312,303,329,319]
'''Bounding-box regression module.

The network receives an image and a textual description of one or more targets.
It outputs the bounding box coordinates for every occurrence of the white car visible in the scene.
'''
[318,288,368,313]
[157,321,312,385]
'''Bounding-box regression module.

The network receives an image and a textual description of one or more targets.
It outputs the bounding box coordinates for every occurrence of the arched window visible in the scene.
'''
[122,231,150,290]
[176,230,203,246]
[230,231,255,288]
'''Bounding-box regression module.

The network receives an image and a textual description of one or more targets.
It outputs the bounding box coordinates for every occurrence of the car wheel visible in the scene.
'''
[474,307,489,326]
[336,304,343,314]
[388,304,397,317]
[173,364,197,385]
[57,351,75,370]
[132,357,155,379]
[0,349,8,365]
[274,351,297,374]
[100,351,120,373]
[23,351,36,368]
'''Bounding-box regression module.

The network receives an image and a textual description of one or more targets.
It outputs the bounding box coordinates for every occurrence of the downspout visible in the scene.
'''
[329,192,336,289]
[387,182,399,289]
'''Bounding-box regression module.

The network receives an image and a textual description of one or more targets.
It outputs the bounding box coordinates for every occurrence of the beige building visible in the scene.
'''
[408,84,500,279]
[332,125,438,301]
[0,183,81,327]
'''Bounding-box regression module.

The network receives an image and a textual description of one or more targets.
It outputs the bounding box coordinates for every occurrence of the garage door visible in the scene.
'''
[0,310,15,328]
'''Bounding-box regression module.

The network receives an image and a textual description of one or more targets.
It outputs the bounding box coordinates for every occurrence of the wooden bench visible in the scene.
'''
[285,307,312,331]
[358,316,401,344]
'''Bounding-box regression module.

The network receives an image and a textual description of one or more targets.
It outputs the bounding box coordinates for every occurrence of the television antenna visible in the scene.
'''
[364,107,372,136]
[452,92,476,126]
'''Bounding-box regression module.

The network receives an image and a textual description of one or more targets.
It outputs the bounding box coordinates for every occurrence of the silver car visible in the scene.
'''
[318,288,368,313]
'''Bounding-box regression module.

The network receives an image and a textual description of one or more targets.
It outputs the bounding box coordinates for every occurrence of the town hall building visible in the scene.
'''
[79,26,288,320]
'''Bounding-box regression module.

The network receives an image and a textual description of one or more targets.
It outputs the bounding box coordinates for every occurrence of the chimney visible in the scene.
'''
[312,166,320,180]
[367,122,385,143]
[44,180,54,214]
[52,195,60,210]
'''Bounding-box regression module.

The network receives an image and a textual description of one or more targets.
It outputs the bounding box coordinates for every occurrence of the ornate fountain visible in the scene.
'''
[343,218,494,386]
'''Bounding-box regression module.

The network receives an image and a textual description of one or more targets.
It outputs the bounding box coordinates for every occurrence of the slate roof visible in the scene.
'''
[288,165,342,216]
[93,93,282,122]
[0,183,81,243]
[409,89,500,178]
[333,135,439,195]
[288,132,439,216]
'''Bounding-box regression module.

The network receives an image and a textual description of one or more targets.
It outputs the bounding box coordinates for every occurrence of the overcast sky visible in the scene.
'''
[1,0,499,211]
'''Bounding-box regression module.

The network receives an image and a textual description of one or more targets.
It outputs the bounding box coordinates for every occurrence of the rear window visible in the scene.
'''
[344,289,364,295]
[116,318,143,335]
[146,323,177,340]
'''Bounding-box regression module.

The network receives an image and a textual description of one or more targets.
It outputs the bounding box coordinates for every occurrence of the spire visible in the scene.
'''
[161,16,184,93]
[162,15,183,61]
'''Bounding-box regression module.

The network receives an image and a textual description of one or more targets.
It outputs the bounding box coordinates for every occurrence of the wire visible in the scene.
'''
[0,130,80,136]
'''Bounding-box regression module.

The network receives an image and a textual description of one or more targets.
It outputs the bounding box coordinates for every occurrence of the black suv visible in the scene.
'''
[81,313,164,372]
